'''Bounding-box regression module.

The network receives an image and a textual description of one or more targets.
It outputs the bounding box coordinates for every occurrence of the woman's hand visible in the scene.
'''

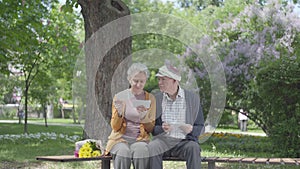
[136,105,147,113]
[114,100,125,116]
[136,105,148,119]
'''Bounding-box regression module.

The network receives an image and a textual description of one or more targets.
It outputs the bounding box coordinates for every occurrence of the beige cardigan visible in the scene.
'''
[105,91,156,155]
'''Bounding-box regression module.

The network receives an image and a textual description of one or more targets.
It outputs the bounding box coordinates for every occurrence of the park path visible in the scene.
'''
[214,130,267,137]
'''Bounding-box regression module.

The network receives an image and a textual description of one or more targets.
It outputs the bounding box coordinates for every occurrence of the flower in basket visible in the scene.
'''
[78,141,102,158]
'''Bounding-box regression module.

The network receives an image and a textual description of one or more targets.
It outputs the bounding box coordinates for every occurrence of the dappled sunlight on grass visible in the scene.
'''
[0,150,14,161]
[200,132,275,157]
[202,150,239,157]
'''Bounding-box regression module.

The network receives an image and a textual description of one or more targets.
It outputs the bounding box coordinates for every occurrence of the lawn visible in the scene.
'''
[0,122,298,169]
[11,117,84,124]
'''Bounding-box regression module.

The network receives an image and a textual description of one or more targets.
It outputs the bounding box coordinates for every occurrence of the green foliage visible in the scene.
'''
[0,106,17,119]
[181,0,300,157]
[0,0,82,128]
[254,57,300,157]
[53,105,62,118]
[218,110,235,125]
[144,69,159,93]
[124,0,205,64]
[121,0,206,93]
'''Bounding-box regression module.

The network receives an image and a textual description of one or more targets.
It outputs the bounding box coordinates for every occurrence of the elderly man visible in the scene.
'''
[148,64,205,169]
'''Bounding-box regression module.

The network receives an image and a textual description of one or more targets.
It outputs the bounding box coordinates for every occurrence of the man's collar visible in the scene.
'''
[177,86,184,98]
[163,86,184,100]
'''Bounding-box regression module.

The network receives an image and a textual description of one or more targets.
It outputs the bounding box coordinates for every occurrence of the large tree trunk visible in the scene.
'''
[78,0,131,143]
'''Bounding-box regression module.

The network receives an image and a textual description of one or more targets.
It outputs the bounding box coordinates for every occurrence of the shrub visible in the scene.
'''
[255,58,300,157]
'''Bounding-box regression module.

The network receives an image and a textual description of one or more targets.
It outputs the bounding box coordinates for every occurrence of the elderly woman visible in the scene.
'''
[105,62,156,169]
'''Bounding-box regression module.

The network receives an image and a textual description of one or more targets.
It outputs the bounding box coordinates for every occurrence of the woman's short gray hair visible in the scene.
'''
[127,62,150,81]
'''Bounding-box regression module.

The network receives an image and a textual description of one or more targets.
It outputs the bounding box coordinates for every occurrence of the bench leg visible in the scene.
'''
[207,161,215,169]
[101,160,110,169]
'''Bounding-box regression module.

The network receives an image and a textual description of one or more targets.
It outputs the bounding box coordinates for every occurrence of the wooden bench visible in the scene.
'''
[36,155,300,169]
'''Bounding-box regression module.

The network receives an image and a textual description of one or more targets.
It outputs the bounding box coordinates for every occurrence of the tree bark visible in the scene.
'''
[24,80,29,134]
[43,103,48,127]
[78,0,131,141]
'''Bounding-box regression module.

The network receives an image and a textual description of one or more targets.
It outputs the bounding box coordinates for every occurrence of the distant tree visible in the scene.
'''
[0,0,81,133]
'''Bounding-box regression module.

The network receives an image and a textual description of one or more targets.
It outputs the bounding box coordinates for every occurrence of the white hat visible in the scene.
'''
[239,109,244,113]
[156,64,181,81]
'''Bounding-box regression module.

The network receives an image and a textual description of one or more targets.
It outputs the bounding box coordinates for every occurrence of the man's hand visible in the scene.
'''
[179,124,193,134]
[162,122,172,132]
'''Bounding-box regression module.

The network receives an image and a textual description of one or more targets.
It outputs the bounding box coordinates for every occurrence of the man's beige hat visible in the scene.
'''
[156,64,181,81]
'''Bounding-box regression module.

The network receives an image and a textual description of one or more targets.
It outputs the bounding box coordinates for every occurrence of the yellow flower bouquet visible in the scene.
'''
[75,139,103,158]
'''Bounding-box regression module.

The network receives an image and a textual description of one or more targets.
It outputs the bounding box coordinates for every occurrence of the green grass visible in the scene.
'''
[215,125,266,134]
[10,117,84,124]
[0,123,83,161]
[201,133,275,157]
[0,122,298,169]
[0,122,83,135]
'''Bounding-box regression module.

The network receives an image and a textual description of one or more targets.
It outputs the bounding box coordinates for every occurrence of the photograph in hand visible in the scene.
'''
[167,122,190,138]
[138,110,148,119]
[178,123,192,133]
[132,100,151,109]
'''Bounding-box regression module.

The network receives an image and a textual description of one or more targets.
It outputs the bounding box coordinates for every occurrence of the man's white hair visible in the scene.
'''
[127,62,149,81]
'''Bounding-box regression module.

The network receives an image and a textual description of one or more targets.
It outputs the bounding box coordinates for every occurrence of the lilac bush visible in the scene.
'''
[183,0,300,157]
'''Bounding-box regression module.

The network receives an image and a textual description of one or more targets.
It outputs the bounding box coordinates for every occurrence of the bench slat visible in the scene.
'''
[282,158,297,165]
[294,158,300,165]
[227,157,243,163]
[204,157,219,161]
[241,158,257,163]
[214,157,230,162]
[254,158,269,164]
[268,158,282,164]
[36,155,112,162]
